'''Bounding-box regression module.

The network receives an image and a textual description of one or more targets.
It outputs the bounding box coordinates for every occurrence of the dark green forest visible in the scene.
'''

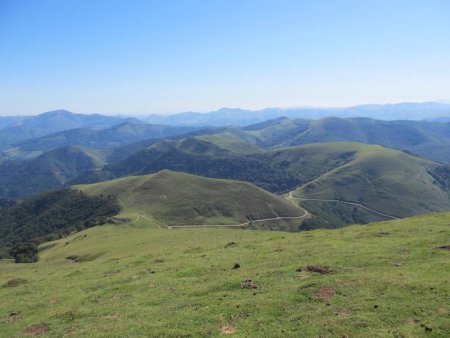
[0,188,120,262]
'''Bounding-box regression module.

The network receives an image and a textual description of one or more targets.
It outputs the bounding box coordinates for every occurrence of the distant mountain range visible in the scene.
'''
[1,121,200,160]
[0,110,139,148]
[143,102,450,126]
[1,102,449,148]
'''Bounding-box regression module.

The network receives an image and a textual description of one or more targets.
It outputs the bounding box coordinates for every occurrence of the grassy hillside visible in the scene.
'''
[243,117,450,163]
[1,212,449,336]
[77,170,305,230]
[290,143,450,223]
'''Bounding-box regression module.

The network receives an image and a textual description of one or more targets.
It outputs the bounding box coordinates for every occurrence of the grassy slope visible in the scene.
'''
[1,213,449,337]
[290,143,450,217]
[244,117,450,163]
[76,170,305,229]
[193,134,262,155]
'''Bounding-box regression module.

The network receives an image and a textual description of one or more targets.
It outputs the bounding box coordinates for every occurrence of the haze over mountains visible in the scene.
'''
[0,110,139,148]
[143,102,450,126]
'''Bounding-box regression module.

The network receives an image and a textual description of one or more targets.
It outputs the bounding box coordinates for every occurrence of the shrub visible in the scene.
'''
[10,242,38,263]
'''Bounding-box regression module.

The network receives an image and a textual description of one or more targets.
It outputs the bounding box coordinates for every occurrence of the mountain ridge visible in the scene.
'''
[143,102,450,126]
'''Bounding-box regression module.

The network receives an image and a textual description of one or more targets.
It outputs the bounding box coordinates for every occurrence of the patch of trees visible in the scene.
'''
[9,242,38,263]
[429,166,450,190]
[0,188,120,262]
[0,197,18,210]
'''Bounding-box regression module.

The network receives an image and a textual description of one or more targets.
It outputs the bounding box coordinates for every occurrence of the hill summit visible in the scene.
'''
[77,170,306,229]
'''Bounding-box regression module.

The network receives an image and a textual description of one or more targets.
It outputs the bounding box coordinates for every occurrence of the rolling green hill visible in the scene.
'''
[1,212,449,336]
[74,138,450,227]
[243,117,450,163]
[76,170,305,229]
[288,143,450,227]
[0,170,305,255]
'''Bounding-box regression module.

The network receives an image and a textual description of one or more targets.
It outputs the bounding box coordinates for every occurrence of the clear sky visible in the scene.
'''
[1,0,449,115]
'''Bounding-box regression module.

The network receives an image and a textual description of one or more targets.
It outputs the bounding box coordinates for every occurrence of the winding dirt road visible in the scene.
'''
[287,191,398,220]
[168,209,309,229]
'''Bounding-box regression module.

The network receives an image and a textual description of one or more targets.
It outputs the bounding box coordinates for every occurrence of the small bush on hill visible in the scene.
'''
[10,242,38,263]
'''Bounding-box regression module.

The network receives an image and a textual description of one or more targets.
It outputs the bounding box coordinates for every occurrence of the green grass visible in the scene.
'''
[193,134,262,154]
[1,212,449,337]
[290,142,450,218]
[76,170,304,229]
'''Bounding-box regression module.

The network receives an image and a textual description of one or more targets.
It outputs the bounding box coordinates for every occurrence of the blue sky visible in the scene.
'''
[1,0,449,115]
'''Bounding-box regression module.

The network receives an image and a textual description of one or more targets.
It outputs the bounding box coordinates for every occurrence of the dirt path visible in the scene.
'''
[284,168,425,220]
[168,209,309,229]
[287,191,398,220]
[136,213,163,229]
[297,168,424,197]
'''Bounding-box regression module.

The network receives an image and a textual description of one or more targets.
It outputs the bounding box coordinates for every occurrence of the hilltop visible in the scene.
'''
[289,143,450,228]
[0,170,306,255]
[241,116,450,163]
[77,170,305,229]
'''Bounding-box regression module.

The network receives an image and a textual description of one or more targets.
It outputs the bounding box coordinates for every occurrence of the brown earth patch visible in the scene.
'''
[437,307,448,314]
[240,280,258,289]
[7,311,21,323]
[104,313,120,321]
[334,307,352,315]
[297,274,311,280]
[220,325,236,334]
[304,266,332,274]
[4,278,28,287]
[314,287,336,299]
[224,241,236,248]
[437,245,450,250]
[23,323,50,336]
